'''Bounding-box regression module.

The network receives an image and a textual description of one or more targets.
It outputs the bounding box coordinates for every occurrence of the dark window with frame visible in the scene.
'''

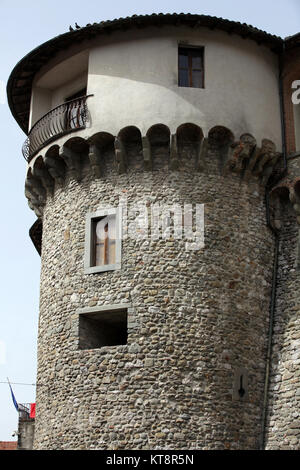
[178,46,204,88]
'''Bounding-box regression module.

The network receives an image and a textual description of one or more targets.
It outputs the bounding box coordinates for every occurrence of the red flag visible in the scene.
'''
[30,403,36,418]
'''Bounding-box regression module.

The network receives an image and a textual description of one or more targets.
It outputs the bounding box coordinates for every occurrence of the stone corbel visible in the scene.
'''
[224,134,257,176]
[234,134,257,174]
[88,143,102,178]
[252,139,276,177]
[114,137,127,174]
[25,185,41,207]
[222,141,240,174]
[243,139,277,183]
[32,163,54,195]
[44,154,66,185]
[196,137,208,172]
[59,146,82,181]
[261,152,281,186]
[25,179,45,218]
[269,181,300,230]
[170,134,179,170]
[25,170,46,202]
[243,146,262,181]
[142,136,152,171]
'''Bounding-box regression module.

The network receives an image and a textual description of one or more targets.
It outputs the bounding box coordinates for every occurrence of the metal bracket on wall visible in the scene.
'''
[232,367,249,401]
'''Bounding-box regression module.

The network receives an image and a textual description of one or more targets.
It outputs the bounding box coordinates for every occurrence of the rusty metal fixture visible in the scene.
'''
[22,95,93,162]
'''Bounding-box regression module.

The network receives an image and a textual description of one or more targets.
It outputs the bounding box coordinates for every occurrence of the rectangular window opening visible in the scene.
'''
[84,208,122,274]
[78,308,128,350]
[178,46,204,89]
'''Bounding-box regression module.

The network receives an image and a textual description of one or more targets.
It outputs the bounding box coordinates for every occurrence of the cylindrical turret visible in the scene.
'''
[7,13,300,450]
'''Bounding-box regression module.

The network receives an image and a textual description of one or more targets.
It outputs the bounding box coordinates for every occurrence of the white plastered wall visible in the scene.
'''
[29,50,89,129]
[30,26,282,148]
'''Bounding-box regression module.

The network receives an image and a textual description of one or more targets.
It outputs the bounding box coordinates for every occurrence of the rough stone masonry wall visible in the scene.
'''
[265,197,300,449]
[33,143,274,450]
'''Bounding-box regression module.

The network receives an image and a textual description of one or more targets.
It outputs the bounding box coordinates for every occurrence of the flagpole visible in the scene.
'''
[7,376,12,390]
[7,377,19,412]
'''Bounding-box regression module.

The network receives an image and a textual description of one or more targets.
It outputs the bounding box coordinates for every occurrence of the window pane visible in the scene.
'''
[107,215,116,241]
[95,242,105,266]
[108,240,116,265]
[192,70,203,88]
[179,68,189,87]
[192,54,203,70]
[94,217,107,266]
[107,215,116,264]
[95,217,108,242]
[94,215,116,266]
[178,52,188,68]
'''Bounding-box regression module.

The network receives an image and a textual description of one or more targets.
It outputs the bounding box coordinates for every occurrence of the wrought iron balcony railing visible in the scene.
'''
[22,94,92,162]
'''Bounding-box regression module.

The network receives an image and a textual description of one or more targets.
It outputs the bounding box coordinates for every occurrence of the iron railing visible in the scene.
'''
[22,94,92,162]
[18,403,32,420]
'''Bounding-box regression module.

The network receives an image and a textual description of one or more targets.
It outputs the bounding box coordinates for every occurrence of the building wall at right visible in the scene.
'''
[265,180,300,449]
[283,44,300,154]
[266,42,300,449]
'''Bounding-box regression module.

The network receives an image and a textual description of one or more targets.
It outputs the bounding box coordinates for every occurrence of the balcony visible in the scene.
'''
[18,403,35,420]
[17,403,35,450]
[22,95,92,162]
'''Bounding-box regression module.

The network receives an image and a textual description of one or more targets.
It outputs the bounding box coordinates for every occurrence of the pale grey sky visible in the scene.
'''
[0,0,299,442]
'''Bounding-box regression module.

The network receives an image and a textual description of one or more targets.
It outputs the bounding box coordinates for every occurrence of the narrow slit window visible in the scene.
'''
[178,46,204,89]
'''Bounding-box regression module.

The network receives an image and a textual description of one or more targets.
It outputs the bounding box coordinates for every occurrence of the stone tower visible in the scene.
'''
[7,14,300,450]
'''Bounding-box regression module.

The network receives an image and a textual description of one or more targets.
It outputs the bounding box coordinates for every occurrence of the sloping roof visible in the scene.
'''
[0,441,17,450]
[7,13,285,134]
[285,32,300,49]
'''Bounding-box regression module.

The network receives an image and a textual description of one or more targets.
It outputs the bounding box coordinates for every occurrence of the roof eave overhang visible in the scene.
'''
[7,13,285,135]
